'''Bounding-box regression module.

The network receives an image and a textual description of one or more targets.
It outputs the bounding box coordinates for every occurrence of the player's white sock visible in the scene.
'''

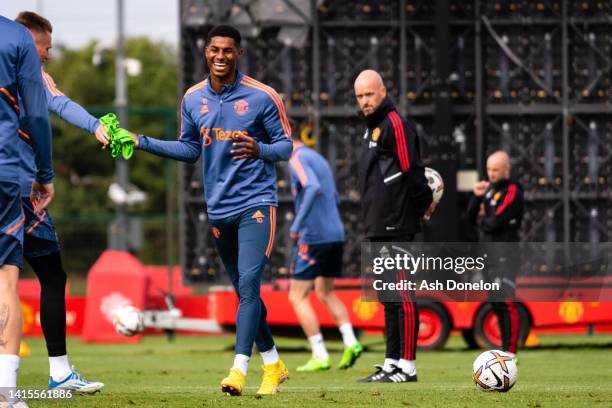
[260,346,280,365]
[383,358,398,373]
[398,359,416,376]
[308,333,329,360]
[0,354,19,387]
[339,322,358,347]
[232,354,250,376]
[49,355,72,381]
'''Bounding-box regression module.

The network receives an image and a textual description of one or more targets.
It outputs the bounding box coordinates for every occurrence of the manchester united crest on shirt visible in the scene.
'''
[491,191,502,206]
[372,127,381,142]
[234,99,249,116]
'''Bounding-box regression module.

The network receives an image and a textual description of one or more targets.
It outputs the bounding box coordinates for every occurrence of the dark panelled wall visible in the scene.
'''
[179,0,612,285]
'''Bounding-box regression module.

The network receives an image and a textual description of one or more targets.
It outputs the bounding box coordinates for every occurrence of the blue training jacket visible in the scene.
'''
[139,71,293,220]
[0,16,53,185]
[288,143,344,245]
[18,70,99,194]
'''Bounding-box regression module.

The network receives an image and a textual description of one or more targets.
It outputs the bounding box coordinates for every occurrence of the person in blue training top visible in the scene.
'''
[0,14,54,408]
[286,136,364,372]
[14,11,108,394]
[127,25,292,396]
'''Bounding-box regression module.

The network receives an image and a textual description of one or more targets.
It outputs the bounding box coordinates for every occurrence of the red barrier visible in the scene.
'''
[81,250,149,343]
[210,282,612,337]
[210,285,386,329]
[18,278,69,298]
[144,266,193,299]
[20,297,85,337]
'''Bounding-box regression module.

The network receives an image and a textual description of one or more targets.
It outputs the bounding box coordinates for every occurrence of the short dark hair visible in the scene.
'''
[15,11,53,34]
[206,24,241,47]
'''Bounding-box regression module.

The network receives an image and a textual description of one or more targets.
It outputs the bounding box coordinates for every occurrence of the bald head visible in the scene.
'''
[354,69,387,116]
[486,150,511,183]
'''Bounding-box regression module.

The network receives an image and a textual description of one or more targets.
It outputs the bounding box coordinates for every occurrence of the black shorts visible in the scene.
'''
[290,242,344,281]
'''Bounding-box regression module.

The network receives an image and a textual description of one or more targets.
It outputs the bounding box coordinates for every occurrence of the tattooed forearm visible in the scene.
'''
[0,304,9,348]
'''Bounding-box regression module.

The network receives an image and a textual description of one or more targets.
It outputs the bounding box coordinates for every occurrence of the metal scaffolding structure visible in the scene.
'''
[179,0,612,284]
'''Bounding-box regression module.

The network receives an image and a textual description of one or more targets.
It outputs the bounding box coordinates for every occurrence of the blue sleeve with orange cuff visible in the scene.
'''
[138,97,201,163]
[43,72,99,134]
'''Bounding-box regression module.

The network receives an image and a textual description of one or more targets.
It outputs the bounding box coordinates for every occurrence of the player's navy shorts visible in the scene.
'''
[291,241,344,280]
[21,195,60,258]
[0,182,24,268]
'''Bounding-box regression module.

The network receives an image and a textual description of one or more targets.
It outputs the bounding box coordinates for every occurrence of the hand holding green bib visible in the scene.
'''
[99,113,135,160]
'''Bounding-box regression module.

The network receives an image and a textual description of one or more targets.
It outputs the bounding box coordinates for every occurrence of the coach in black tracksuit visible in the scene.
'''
[466,150,524,356]
[354,70,433,383]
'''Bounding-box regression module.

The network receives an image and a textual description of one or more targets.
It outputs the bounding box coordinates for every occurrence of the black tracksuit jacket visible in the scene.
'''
[357,98,432,238]
[466,179,524,242]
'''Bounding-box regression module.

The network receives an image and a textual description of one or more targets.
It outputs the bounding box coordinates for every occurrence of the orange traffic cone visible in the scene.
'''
[525,332,540,348]
[19,340,31,357]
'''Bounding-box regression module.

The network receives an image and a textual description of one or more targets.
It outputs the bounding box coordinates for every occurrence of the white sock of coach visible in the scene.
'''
[398,359,416,375]
[383,358,398,373]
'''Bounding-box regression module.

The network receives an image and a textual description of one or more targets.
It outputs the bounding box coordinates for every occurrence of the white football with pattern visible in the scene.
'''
[472,349,518,392]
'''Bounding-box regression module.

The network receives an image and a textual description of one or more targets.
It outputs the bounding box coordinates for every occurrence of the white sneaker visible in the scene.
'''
[0,393,28,408]
[48,366,104,394]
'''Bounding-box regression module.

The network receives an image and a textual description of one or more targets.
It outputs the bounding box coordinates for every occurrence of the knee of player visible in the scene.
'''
[237,283,260,302]
[288,289,309,305]
[314,288,331,303]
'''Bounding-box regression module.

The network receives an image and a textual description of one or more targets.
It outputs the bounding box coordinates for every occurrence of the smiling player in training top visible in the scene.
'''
[127,25,292,396]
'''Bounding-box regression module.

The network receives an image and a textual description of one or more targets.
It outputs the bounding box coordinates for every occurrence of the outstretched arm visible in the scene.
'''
[136,98,201,163]
[42,71,110,147]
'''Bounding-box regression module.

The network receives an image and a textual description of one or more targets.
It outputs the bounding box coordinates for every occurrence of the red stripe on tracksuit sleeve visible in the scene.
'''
[495,184,517,216]
[388,111,411,172]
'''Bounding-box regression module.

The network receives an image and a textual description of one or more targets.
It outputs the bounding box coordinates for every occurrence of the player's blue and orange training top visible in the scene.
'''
[139,71,293,220]
[17,70,99,194]
[0,16,53,185]
[288,143,344,245]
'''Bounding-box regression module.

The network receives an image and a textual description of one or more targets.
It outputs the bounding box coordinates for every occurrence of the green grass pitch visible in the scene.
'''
[18,334,612,407]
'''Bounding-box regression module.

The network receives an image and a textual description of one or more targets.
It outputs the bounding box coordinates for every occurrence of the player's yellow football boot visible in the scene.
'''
[256,360,289,395]
[220,368,245,396]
